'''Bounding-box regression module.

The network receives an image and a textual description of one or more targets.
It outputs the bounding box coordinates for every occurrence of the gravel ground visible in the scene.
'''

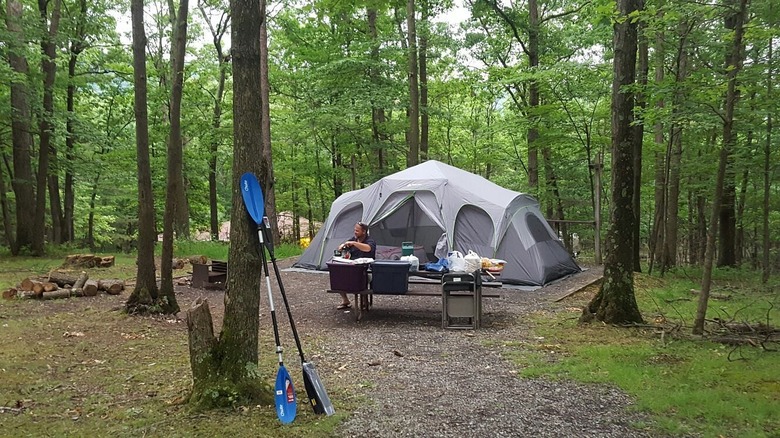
[183,259,657,437]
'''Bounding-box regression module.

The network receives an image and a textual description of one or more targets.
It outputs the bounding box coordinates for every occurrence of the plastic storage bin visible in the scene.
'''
[371,260,411,294]
[401,242,414,256]
[326,262,369,292]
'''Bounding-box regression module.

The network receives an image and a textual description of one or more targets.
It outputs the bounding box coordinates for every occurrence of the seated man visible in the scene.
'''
[335,221,376,309]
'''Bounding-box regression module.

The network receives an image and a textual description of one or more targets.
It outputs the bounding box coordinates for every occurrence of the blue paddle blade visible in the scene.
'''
[274,365,297,424]
[240,172,264,225]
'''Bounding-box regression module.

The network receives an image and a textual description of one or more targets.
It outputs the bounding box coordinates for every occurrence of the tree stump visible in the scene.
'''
[187,298,217,384]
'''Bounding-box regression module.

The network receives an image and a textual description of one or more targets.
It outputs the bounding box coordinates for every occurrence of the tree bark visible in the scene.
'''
[694,0,748,335]
[5,0,35,255]
[581,0,644,325]
[127,0,159,311]
[368,8,386,170]
[527,0,540,194]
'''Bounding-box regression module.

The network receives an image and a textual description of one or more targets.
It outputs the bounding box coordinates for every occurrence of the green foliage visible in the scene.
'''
[509,269,780,437]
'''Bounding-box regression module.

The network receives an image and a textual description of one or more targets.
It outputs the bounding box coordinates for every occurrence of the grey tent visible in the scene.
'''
[294,160,580,286]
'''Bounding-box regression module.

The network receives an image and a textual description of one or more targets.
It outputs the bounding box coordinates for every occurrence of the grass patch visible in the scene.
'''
[510,268,780,438]
[0,242,353,436]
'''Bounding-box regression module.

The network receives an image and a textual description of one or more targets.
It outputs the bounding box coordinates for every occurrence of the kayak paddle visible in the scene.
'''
[241,172,334,416]
[240,172,297,424]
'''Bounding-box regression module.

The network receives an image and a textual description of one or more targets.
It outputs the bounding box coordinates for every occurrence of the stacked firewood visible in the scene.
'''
[2,271,125,300]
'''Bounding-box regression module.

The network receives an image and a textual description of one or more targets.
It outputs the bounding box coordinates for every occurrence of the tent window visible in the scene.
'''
[525,213,553,242]
[328,204,363,239]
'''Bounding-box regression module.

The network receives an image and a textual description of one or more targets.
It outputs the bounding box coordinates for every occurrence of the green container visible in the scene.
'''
[401,241,414,256]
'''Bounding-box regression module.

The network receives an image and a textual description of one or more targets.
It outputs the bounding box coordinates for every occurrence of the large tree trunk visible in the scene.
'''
[127,0,159,311]
[647,10,665,275]
[188,0,268,408]
[159,0,188,315]
[581,0,644,325]
[32,0,63,256]
[406,0,419,167]
[694,0,748,335]
[5,0,36,254]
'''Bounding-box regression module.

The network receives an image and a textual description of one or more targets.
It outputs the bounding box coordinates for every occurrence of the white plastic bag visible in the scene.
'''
[400,255,420,272]
[464,250,481,273]
[447,251,466,272]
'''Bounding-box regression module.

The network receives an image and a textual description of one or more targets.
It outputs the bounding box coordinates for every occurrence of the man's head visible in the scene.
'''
[354,222,369,240]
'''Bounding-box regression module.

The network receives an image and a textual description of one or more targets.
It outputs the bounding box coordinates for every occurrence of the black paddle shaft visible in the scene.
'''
[260,219,307,364]
[257,226,284,365]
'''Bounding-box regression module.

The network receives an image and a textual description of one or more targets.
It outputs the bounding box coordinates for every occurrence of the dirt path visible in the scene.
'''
[173,262,658,437]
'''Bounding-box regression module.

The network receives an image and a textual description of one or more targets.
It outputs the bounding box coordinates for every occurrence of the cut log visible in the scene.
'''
[71,288,85,297]
[43,282,58,292]
[42,289,73,300]
[73,271,89,290]
[99,256,115,267]
[83,280,99,297]
[18,290,38,299]
[98,279,125,295]
[63,254,100,268]
[20,278,35,291]
[2,288,17,300]
[32,281,45,297]
[48,271,81,288]
[188,255,208,265]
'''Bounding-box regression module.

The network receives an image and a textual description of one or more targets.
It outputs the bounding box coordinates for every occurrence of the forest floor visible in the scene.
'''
[1,258,672,437]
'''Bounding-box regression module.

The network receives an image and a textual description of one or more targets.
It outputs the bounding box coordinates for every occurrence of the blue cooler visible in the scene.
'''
[371,260,411,294]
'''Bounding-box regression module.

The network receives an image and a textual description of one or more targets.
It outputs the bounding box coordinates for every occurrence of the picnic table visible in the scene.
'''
[326,270,501,327]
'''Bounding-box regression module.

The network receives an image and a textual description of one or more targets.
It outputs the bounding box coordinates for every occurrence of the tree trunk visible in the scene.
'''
[260,0,279,246]
[581,0,643,326]
[33,0,63,256]
[694,0,748,335]
[368,8,386,170]
[406,0,419,167]
[647,10,665,275]
[632,19,648,273]
[198,4,230,241]
[419,0,429,162]
[65,0,89,244]
[127,0,159,311]
[188,0,268,409]
[527,0,540,194]
[0,154,14,249]
[159,0,188,315]
[6,0,36,255]
[764,28,773,283]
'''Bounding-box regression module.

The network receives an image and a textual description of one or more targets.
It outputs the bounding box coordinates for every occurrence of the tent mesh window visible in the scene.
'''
[371,196,442,262]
